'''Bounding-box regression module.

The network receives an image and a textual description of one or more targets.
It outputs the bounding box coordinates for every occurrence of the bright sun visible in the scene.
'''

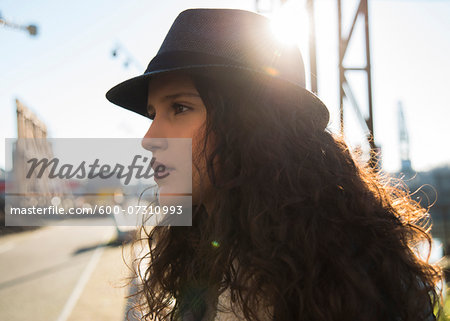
[270,0,309,46]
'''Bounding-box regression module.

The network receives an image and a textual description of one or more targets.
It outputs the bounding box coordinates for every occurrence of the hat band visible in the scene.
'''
[145,50,253,75]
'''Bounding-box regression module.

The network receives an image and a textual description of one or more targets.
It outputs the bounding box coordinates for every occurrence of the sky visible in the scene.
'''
[1,0,449,173]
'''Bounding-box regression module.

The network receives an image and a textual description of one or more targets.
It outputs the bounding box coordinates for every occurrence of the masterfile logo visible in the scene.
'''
[4,138,192,227]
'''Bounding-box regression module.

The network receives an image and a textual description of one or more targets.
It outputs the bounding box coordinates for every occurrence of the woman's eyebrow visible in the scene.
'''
[147,92,201,110]
[163,92,201,100]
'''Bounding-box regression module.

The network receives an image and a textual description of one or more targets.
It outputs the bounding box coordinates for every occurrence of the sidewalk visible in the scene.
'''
[0,225,137,321]
[66,241,133,321]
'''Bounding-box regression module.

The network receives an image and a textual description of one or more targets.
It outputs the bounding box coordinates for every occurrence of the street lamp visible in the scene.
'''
[26,24,38,36]
[111,42,144,71]
[0,12,38,37]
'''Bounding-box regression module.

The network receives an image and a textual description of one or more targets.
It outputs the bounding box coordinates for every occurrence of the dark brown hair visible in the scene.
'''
[127,72,443,321]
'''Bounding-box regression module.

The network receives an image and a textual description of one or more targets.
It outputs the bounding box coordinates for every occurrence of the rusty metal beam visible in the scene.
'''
[306,0,318,94]
[338,0,377,167]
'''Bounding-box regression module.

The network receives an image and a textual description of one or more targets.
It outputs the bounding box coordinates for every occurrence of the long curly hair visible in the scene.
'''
[127,72,443,321]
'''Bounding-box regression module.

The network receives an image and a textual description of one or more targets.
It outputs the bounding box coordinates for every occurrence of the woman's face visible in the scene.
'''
[143,72,211,207]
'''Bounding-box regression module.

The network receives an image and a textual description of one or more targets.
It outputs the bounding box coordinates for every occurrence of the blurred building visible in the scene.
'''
[15,100,48,189]
[402,167,450,252]
[395,165,450,281]
[16,99,47,138]
[7,100,77,227]
[12,99,64,203]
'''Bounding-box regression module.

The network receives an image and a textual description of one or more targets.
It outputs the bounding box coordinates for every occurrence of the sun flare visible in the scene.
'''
[270,0,309,46]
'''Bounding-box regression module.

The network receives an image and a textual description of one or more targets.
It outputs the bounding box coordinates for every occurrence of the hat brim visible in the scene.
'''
[106,65,329,129]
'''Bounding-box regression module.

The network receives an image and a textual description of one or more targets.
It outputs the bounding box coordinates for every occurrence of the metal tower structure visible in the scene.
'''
[257,0,376,166]
[306,0,318,94]
[398,101,412,172]
[337,0,377,167]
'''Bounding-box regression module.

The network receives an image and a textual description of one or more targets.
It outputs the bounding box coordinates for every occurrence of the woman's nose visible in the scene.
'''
[142,121,168,152]
[141,136,168,153]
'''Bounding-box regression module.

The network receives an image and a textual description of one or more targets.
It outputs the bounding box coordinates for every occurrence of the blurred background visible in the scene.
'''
[1,0,449,320]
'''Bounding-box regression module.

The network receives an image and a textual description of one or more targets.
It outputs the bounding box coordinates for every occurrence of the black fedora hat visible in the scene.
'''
[106,8,329,129]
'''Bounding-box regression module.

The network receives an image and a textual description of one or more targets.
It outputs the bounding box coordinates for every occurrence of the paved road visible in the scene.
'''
[0,222,133,321]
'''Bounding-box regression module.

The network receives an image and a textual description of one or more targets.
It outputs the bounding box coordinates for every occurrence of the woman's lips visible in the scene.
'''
[152,160,175,181]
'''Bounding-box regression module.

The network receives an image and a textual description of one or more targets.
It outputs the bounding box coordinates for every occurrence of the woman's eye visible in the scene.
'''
[173,103,190,115]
